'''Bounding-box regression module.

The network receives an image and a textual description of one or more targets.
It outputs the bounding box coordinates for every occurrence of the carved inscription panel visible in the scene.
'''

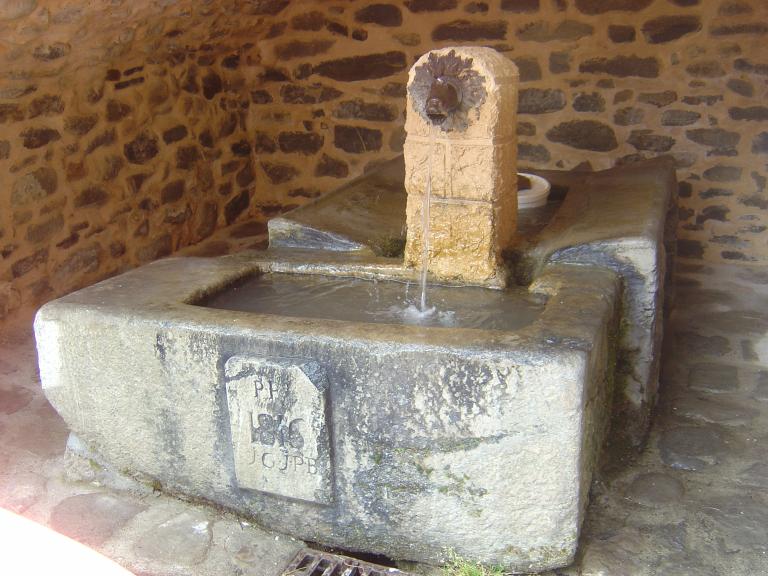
[224,356,332,504]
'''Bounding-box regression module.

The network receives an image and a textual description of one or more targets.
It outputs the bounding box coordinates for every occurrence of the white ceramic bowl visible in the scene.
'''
[517,172,551,209]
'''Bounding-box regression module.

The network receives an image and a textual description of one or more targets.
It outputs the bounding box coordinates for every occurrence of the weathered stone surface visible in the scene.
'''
[278,132,324,155]
[677,238,704,258]
[580,55,659,78]
[573,92,605,112]
[201,71,222,100]
[546,120,618,151]
[64,115,98,136]
[405,0,457,11]
[727,78,754,97]
[281,83,342,104]
[700,188,733,199]
[512,57,542,81]
[686,128,740,148]
[134,510,211,566]
[642,15,701,43]
[0,0,37,20]
[245,0,289,15]
[500,0,539,11]
[677,330,732,356]
[701,496,768,552]
[549,52,570,73]
[628,130,675,152]
[136,234,172,263]
[516,20,593,42]
[659,426,726,470]
[21,127,61,149]
[219,114,238,139]
[354,4,402,26]
[518,88,566,114]
[334,125,382,153]
[719,0,753,15]
[35,255,617,572]
[253,132,277,154]
[729,106,768,121]
[225,189,250,224]
[74,186,109,208]
[627,473,684,505]
[251,89,273,104]
[752,133,768,154]
[638,91,677,107]
[333,99,397,122]
[315,154,349,178]
[161,180,185,204]
[231,140,251,157]
[33,42,70,60]
[314,52,406,81]
[11,248,48,278]
[291,11,325,30]
[518,142,551,163]
[176,145,200,170]
[703,165,742,182]
[50,493,145,547]
[661,110,700,126]
[688,363,738,393]
[432,20,507,41]
[0,104,23,123]
[686,60,726,78]
[85,128,116,154]
[609,24,635,42]
[28,95,64,118]
[12,167,57,205]
[577,0,652,13]
[103,156,125,183]
[275,40,335,61]
[26,213,63,243]
[124,132,159,164]
[261,162,299,184]
[236,163,255,188]
[517,122,536,136]
[682,94,722,106]
[225,356,332,503]
[614,107,644,126]
[0,140,9,160]
[106,100,131,122]
[0,472,45,514]
[710,23,768,36]
[465,1,489,12]
[162,125,188,144]
[674,396,757,426]
[0,384,32,415]
[734,58,768,76]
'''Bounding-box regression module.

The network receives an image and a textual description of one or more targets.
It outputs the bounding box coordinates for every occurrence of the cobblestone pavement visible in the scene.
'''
[1,257,767,575]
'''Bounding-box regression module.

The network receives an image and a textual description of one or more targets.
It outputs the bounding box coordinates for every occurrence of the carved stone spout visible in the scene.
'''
[404,47,520,285]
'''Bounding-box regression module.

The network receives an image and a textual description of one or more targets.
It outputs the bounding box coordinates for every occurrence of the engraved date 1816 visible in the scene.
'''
[248,411,319,475]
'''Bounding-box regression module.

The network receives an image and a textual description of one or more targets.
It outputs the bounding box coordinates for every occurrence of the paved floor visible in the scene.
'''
[0,256,767,575]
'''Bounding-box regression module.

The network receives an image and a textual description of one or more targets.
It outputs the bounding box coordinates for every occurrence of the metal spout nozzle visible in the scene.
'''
[425,76,461,125]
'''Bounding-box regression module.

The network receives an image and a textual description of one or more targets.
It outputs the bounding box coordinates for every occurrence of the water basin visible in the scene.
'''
[199,273,545,331]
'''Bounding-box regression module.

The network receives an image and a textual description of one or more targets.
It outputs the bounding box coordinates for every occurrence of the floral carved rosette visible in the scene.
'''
[409,49,487,132]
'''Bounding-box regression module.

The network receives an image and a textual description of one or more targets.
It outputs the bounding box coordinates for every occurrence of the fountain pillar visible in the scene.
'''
[404,47,519,285]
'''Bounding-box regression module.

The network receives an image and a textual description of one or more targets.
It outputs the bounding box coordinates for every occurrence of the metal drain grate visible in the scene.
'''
[283,549,410,576]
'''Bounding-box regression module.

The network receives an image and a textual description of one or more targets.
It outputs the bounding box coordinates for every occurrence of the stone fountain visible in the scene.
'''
[35,48,676,572]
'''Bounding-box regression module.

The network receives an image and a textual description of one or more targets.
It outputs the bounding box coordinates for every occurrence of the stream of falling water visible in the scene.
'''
[419,126,436,312]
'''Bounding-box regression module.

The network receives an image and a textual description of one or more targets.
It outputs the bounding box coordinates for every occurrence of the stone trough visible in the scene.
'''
[34,47,676,572]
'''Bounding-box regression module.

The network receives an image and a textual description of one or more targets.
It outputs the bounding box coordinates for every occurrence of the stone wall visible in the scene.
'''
[2,0,767,319]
